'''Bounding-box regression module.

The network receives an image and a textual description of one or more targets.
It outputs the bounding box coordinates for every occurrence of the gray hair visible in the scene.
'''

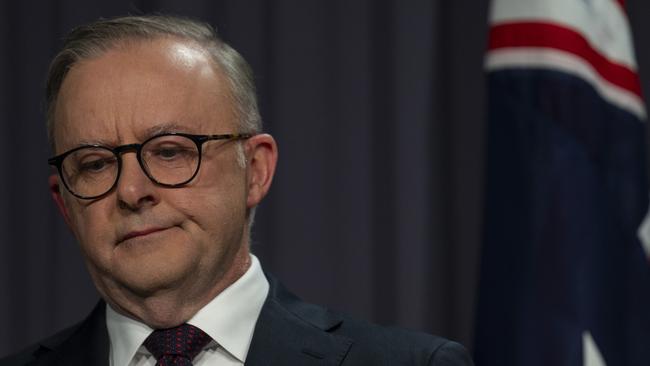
[45,14,262,151]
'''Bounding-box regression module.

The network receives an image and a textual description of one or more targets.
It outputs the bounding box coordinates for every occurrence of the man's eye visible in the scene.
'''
[153,147,194,160]
[78,157,115,173]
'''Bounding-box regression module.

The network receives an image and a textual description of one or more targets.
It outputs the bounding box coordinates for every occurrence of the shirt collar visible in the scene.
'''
[106,254,269,366]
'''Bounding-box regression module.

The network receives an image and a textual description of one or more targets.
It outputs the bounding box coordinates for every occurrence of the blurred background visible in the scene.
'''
[2,0,650,360]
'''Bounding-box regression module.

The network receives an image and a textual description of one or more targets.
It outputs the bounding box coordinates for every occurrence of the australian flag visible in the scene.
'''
[474,0,650,365]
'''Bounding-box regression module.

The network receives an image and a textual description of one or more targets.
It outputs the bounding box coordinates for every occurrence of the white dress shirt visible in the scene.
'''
[106,255,269,366]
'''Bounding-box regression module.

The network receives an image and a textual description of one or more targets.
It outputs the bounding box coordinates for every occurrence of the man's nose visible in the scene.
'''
[115,153,159,211]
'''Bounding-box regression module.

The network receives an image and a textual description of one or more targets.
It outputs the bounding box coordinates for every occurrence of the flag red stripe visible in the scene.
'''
[488,22,641,97]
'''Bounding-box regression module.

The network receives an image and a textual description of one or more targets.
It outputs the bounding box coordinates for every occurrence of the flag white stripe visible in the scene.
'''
[490,0,636,69]
[583,331,606,366]
[637,199,650,258]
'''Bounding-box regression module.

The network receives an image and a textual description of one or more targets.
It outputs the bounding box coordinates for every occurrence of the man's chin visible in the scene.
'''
[107,243,200,290]
[118,270,190,297]
[91,265,193,305]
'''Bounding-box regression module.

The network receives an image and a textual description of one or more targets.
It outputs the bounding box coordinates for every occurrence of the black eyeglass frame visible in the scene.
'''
[48,132,253,200]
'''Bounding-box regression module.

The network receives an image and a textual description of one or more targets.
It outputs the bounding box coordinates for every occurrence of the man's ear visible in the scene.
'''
[245,134,278,208]
[48,174,73,228]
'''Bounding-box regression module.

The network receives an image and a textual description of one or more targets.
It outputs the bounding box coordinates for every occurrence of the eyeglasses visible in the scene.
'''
[48,132,252,200]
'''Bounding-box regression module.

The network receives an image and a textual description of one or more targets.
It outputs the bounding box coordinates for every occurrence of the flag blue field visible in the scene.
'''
[474,0,650,365]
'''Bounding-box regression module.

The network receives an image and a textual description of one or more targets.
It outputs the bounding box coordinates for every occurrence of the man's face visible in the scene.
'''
[48,38,273,324]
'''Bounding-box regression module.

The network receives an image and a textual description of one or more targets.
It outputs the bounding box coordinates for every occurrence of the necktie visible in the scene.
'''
[143,323,212,366]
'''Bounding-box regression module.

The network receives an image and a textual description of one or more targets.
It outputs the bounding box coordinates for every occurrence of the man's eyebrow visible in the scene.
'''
[75,138,115,147]
[142,122,192,138]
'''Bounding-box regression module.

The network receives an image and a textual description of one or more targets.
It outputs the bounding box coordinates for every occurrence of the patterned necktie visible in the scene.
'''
[143,323,212,366]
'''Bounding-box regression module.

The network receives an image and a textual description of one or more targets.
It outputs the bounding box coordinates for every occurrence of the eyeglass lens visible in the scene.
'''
[60,135,201,198]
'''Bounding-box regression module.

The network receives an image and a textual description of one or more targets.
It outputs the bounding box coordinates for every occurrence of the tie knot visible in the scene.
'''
[143,323,211,365]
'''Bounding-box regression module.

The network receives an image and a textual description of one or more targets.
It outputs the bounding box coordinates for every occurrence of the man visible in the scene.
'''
[1,15,473,366]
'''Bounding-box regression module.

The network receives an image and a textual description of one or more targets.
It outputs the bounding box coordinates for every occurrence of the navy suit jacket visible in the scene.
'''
[0,275,474,365]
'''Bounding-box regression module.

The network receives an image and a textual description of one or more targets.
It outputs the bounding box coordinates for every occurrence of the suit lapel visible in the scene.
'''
[246,276,353,366]
[31,301,109,366]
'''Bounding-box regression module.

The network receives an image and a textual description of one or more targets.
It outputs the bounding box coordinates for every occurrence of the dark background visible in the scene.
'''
[2,0,650,358]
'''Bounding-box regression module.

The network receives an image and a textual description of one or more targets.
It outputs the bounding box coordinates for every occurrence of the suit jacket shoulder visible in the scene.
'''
[334,313,473,366]
[0,302,109,366]
[246,275,474,366]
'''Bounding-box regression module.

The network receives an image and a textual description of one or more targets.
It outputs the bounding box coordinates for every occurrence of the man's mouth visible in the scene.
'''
[119,227,170,244]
